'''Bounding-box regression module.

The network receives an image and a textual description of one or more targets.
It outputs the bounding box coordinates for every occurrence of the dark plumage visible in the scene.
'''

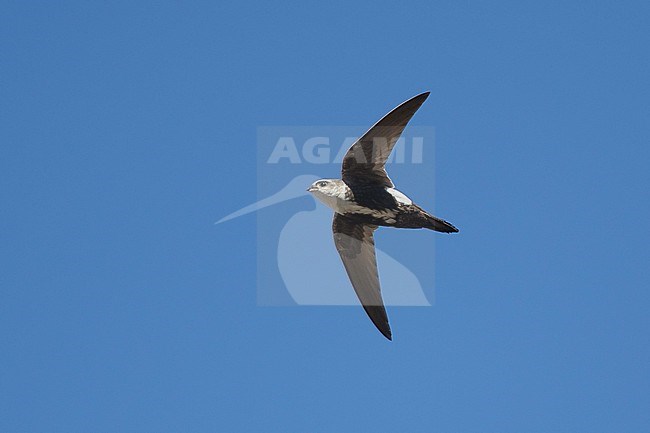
[308,92,459,340]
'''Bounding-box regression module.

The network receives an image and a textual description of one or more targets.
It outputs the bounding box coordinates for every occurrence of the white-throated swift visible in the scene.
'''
[307,92,458,340]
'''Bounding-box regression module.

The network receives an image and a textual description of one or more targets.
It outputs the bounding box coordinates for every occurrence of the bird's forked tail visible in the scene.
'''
[424,213,459,233]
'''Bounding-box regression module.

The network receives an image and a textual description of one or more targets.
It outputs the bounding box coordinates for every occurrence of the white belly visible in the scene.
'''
[312,186,410,222]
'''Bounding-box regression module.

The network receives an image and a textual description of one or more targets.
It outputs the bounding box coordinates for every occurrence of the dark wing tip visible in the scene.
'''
[377,319,392,340]
[362,305,392,341]
[397,91,430,112]
[375,320,393,341]
[409,91,430,105]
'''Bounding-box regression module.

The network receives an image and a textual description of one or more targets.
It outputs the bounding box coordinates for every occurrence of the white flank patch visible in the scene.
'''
[386,188,412,205]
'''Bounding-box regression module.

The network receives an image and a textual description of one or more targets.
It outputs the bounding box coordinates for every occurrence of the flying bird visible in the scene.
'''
[307,92,459,340]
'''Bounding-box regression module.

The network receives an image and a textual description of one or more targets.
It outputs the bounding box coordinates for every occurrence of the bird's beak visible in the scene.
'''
[307,186,316,193]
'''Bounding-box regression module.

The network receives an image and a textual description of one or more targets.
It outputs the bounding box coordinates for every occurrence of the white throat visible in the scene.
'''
[311,182,350,213]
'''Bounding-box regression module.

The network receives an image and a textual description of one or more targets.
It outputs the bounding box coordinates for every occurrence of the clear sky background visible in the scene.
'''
[2,1,649,432]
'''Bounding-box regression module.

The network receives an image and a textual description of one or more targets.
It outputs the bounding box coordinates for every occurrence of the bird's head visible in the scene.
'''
[307,179,347,210]
[307,179,339,196]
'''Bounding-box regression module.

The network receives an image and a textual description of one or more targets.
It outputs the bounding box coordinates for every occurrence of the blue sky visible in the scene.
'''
[2,1,649,432]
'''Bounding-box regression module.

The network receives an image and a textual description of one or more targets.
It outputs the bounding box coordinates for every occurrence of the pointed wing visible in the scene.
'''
[332,213,391,340]
[341,92,429,188]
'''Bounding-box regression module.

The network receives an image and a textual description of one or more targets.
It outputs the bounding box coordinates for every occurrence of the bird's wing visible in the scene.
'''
[341,92,430,188]
[332,213,391,340]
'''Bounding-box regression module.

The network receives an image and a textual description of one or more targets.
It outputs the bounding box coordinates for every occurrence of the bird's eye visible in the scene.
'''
[318,181,328,187]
